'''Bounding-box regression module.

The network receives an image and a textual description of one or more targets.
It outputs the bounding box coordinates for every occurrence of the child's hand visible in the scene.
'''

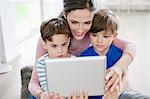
[47,92,64,99]
[103,85,120,99]
[105,66,123,92]
[68,91,88,99]
[40,92,64,99]
[39,91,49,99]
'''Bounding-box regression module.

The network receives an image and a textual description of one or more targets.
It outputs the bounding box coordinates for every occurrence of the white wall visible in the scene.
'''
[118,12,150,96]
[41,0,63,21]
[0,1,19,62]
[148,19,150,95]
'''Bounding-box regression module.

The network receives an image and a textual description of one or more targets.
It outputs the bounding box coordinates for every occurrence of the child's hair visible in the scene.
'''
[40,18,71,42]
[90,8,119,34]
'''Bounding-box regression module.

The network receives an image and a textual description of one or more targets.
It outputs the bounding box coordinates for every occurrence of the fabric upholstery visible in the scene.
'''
[21,66,33,99]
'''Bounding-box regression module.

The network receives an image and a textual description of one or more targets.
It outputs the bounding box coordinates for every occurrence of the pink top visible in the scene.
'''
[28,34,136,96]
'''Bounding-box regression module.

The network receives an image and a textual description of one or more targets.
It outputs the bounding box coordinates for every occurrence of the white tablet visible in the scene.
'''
[45,56,106,97]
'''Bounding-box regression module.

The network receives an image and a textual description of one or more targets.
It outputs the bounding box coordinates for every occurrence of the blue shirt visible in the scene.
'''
[80,44,123,99]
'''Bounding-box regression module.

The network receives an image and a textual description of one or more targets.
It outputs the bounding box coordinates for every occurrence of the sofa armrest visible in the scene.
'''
[21,66,33,99]
[119,90,150,99]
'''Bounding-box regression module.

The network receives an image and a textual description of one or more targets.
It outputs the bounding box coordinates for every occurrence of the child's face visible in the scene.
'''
[43,34,70,58]
[90,30,117,55]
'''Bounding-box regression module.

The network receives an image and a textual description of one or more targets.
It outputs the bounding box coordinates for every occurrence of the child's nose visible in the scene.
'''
[98,36,103,43]
[58,47,63,53]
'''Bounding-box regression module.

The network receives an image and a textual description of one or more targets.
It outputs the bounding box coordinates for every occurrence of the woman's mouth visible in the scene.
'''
[74,33,84,37]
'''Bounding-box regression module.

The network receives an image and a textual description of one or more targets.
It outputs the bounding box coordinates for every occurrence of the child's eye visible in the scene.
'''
[92,33,97,37]
[62,43,68,46]
[50,45,57,48]
[84,21,92,25]
[104,35,110,38]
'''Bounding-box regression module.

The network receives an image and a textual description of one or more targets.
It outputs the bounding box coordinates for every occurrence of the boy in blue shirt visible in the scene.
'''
[80,9,123,99]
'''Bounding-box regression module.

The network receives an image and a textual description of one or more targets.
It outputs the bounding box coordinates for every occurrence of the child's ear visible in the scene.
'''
[41,39,47,49]
[113,32,118,40]
[114,32,118,37]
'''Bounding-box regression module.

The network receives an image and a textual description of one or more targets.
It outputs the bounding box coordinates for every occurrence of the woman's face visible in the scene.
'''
[66,9,94,40]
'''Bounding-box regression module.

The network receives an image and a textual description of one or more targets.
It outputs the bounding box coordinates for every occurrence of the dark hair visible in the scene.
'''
[90,9,119,34]
[40,18,71,42]
[63,0,95,14]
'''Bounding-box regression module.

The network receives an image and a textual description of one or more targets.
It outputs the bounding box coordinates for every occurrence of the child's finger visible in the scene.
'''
[105,74,117,91]
[60,96,65,99]
[67,95,72,99]
[72,92,77,99]
[83,91,88,99]
[41,91,48,99]
[106,68,110,73]
[49,92,54,96]
[53,93,60,99]
[68,92,75,99]
[80,91,88,99]
[106,70,113,80]
[110,78,119,92]
[103,90,109,99]
[79,91,84,99]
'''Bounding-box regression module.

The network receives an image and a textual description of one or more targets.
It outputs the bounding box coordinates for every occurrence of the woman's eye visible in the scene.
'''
[71,21,78,24]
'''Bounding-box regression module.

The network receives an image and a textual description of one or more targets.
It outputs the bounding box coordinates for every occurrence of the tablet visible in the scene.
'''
[45,56,106,97]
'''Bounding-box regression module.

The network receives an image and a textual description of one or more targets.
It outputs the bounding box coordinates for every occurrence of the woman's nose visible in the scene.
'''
[78,23,84,33]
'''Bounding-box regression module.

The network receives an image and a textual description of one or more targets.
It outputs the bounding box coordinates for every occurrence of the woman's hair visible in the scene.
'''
[90,8,119,34]
[40,18,71,42]
[63,0,95,14]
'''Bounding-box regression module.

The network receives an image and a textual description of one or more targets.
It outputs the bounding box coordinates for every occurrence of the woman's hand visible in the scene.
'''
[105,66,123,92]
[68,91,88,99]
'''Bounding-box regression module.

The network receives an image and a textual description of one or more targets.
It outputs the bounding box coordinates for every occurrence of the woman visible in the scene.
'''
[28,0,136,98]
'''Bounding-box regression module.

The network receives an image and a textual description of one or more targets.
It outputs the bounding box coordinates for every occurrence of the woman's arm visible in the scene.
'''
[113,37,137,69]
[36,37,47,59]
[28,66,43,97]
[113,37,137,60]
[28,36,46,97]
[105,37,136,92]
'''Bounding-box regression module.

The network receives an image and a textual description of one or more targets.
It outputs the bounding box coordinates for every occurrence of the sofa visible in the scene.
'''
[21,66,33,99]
[20,66,150,99]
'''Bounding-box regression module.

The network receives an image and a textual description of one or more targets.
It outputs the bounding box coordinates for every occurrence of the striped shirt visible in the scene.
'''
[36,53,75,91]
[36,53,49,91]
